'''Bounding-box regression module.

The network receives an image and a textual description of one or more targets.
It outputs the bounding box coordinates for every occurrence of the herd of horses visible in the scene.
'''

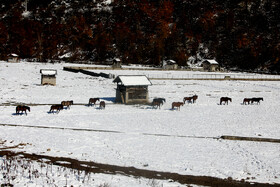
[151,95,198,111]
[15,98,106,115]
[151,95,263,111]
[219,97,264,105]
[15,95,264,115]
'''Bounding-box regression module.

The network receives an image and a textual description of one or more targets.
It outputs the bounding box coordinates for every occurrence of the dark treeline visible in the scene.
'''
[0,0,280,72]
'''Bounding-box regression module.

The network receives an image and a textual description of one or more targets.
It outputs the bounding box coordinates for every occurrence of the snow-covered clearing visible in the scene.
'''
[0,61,280,186]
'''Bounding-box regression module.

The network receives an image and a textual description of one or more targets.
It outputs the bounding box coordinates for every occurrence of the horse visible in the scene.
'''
[220,97,232,105]
[183,97,193,104]
[251,97,263,104]
[99,101,105,109]
[152,98,165,107]
[88,98,99,106]
[243,98,252,105]
[172,102,184,111]
[183,95,198,104]
[61,100,73,109]
[192,95,198,103]
[151,101,161,109]
[16,105,30,115]
[49,104,63,113]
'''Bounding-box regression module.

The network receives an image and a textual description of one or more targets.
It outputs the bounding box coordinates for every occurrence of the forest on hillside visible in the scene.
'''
[0,0,280,72]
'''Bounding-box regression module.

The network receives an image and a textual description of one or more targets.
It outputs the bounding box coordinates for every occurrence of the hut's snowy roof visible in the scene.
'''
[204,59,219,65]
[9,53,19,57]
[113,75,152,86]
[40,69,57,76]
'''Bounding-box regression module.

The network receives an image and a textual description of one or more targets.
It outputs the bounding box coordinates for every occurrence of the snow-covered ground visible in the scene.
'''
[0,61,280,186]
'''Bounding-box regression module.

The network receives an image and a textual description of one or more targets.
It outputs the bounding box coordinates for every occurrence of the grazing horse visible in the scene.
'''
[16,105,30,115]
[220,97,232,105]
[88,98,99,106]
[243,98,252,105]
[99,101,105,109]
[61,100,73,109]
[49,104,63,113]
[151,101,161,109]
[172,102,184,111]
[183,97,193,104]
[251,97,263,104]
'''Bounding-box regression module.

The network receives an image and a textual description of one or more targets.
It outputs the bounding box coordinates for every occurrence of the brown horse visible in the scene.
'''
[49,104,63,113]
[243,98,252,105]
[88,98,99,106]
[61,100,73,109]
[251,97,263,104]
[151,101,161,109]
[220,97,232,105]
[16,105,30,115]
[99,101,105,109]
[183,97,193,104]
[172,102,184,111]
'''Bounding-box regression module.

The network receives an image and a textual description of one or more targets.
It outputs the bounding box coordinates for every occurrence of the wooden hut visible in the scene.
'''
[112,58,122,69]
[113,75,152,104]
[162,60,178,70]
[40,69,57,86]
[8,54,20,63]
[202,59,220,72]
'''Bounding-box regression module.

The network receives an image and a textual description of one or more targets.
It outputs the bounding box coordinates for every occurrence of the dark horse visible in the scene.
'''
[183,95,198,104]
[183,97,193,104]
[251,97,263,104]
[220,97,232,105]
[172,102,184,111]
[152,98,165,108]
[49,104,63,113]
[192,95,198,103]
[243,98,252,105]
[88,98,99,106]
[99,101,105,109]
[16,105,30,115]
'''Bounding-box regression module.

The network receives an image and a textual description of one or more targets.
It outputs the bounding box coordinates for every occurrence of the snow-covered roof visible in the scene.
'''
[166,60,176,64]
[114,58,121,62]
[204,59,219,65]
[40,69,57,76]
[9,53,19,57]
[113,75,152,86]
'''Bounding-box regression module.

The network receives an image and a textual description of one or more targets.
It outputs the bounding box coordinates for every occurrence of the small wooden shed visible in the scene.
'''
[8,54,20,63]
[112,58,122,69]
[113,75,152,104]
[163,60,178,70]
[40,69,57,86]
[202,59,220,72]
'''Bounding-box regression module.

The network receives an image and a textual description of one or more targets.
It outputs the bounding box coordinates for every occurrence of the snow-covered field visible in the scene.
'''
[0,61,280,186]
